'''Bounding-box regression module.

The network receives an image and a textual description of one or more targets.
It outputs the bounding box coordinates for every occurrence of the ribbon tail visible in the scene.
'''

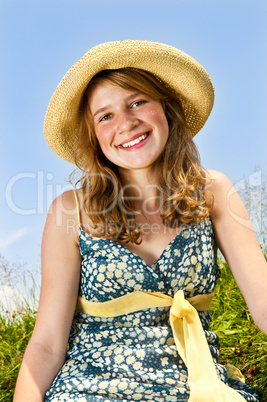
[170,295,246,401]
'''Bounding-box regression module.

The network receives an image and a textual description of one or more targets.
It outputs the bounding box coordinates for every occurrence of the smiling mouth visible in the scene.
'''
[120,133,149,148]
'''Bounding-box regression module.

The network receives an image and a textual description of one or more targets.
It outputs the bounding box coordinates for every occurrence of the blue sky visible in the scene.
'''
[1,0,267,275]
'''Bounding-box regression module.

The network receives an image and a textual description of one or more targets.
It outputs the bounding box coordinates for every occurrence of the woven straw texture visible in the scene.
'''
[43,40,214,166]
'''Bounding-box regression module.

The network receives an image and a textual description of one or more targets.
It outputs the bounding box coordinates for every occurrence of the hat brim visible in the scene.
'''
[43,40,214,166]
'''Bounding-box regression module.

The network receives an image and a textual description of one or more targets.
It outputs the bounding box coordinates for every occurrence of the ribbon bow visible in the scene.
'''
[76,290,246,401]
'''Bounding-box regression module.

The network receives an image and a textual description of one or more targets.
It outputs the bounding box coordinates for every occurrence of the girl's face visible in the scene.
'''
[89,81,169,173]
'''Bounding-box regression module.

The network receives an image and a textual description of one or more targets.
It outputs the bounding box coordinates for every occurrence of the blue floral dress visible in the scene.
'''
[45,217,259,401]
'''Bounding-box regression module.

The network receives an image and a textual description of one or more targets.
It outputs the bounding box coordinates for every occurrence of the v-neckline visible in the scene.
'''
[79,219,203,268]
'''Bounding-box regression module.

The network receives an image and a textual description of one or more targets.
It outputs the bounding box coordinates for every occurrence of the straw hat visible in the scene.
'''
[44,40,214,166]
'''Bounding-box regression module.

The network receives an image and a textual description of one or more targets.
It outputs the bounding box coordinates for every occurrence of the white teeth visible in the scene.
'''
[121,133,148,148]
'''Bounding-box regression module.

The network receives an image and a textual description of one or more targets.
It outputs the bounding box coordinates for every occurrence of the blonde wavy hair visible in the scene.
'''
[71,68,213,243]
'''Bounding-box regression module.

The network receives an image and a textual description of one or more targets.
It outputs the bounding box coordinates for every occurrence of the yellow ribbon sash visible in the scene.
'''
[76,290,246,401]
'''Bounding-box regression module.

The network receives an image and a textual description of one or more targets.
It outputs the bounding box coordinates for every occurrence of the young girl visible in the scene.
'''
[14,40,267,401]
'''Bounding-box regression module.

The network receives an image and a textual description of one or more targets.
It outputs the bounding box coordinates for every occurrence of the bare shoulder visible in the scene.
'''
[48,189,77,214]
[202,169,232,212]
[204,169,244,217]
[44,189,80,245]
[205,169,232,192]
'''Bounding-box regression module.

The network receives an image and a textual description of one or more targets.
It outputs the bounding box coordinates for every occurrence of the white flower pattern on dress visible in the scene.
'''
[45,217,259,401]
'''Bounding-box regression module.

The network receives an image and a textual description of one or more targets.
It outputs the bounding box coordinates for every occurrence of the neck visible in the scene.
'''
[118,167,163,214]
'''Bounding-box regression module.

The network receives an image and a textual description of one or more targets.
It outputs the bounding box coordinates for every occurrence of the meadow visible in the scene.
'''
[0,258,266,401]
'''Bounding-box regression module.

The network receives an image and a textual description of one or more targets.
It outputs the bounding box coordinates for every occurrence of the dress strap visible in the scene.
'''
[72,189,81,228]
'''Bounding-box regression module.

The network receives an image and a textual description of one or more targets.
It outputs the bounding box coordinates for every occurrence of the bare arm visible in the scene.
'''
[14,190,81,401]
[208,170,267,334]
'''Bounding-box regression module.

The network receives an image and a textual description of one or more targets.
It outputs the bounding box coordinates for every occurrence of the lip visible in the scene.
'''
[117,131,151,151]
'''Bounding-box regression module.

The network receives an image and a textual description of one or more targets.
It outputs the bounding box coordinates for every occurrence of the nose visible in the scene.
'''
[116,111,139,134]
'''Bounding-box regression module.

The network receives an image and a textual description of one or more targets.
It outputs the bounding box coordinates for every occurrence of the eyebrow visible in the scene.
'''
[92,92,143,118]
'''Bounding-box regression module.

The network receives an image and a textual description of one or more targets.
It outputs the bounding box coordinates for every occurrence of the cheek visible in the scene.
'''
[147,107,169,130]
[94,130,117,163]
[153,111,169,138]
[95,128,112,151]
[95,140,113,162]
[161,114,169,134]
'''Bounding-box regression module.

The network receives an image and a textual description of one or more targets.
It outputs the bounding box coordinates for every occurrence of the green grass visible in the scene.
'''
[0,259,266,401]
[210,260,267,401]
[0,307,36,401]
